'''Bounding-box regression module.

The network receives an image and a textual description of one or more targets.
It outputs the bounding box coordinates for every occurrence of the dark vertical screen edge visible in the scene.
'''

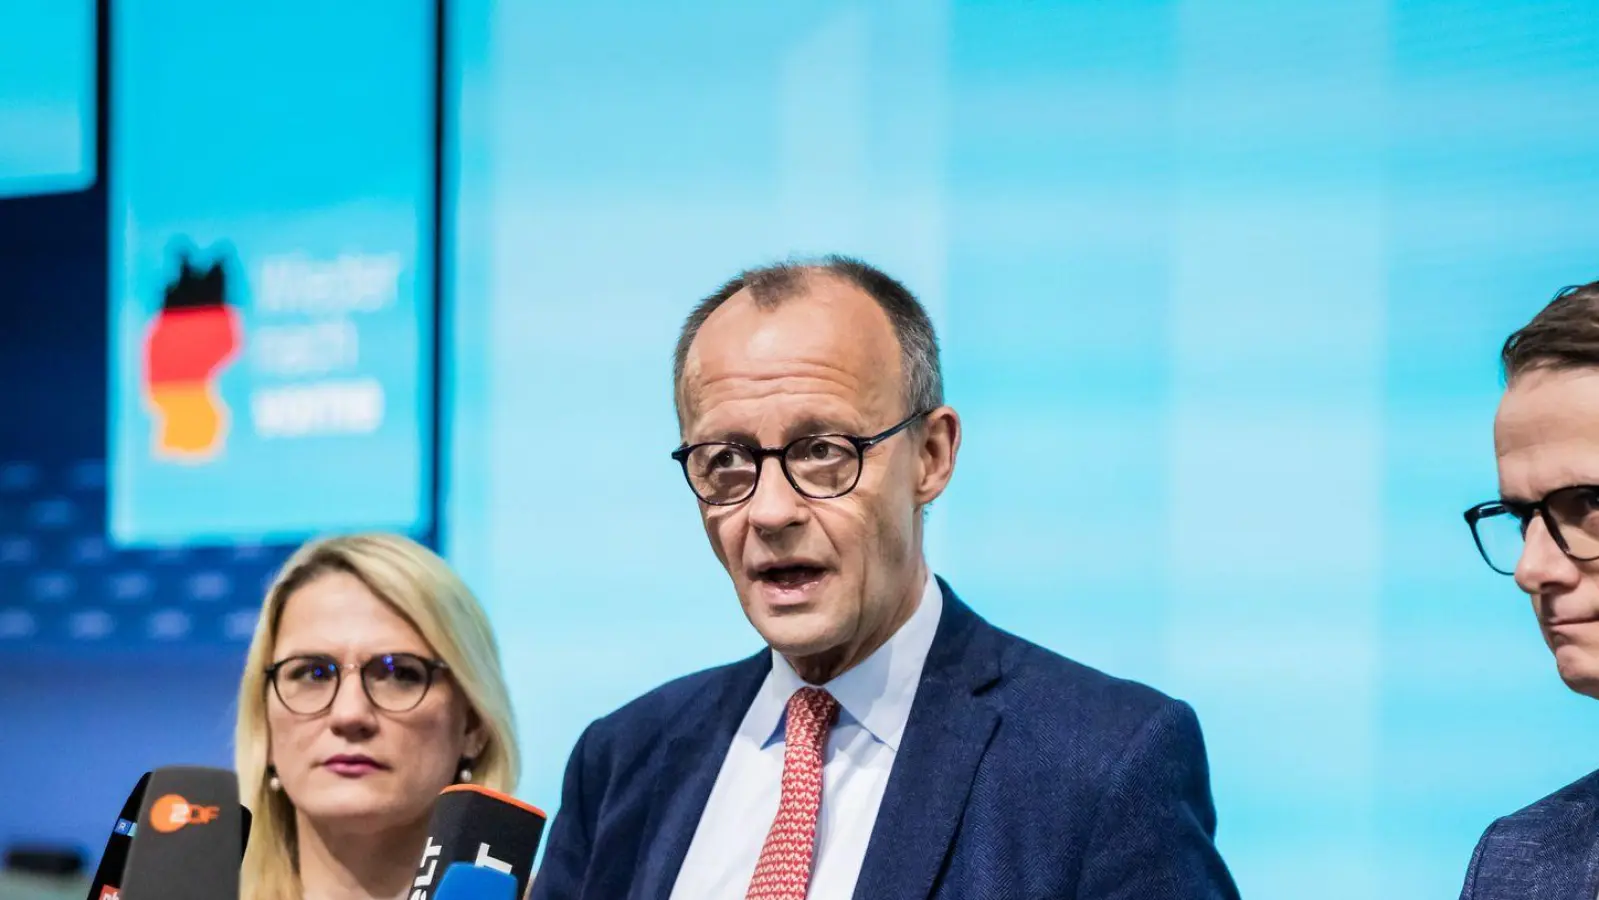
[427,0,448,552]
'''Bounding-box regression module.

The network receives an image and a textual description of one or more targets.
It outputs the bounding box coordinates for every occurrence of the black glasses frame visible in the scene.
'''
[671,409,934,506]
[1464,484,1599,575]
[264,652,452,714]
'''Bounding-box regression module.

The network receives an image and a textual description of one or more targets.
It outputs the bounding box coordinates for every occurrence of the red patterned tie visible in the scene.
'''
[745,687,841,900]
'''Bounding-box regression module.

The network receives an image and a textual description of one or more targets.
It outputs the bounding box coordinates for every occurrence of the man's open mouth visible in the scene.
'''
[757,564,828,587]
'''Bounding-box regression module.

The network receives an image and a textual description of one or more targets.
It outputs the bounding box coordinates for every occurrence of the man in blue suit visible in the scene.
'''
[531,256,1239,900]
[1461,279,1599,900]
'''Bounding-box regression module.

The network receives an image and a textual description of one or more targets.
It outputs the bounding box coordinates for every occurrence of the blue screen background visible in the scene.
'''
[444,2,1599,897]
[0,1,95,198]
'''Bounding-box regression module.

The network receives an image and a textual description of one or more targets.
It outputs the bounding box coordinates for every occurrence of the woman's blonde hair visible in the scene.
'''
[234,533,520,900]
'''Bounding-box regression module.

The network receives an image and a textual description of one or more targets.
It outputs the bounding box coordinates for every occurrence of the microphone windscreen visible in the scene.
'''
[433,862,519,900]
[118,766,244,900]
[84,771,150,900]
[409,785,546,900]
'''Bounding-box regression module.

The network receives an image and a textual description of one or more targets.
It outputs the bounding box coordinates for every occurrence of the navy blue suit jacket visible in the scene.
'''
[1460,770,1599,900]
[531,579,1240,900]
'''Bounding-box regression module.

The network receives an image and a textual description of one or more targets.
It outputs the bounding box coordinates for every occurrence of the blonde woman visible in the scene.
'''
[235,533,520,900]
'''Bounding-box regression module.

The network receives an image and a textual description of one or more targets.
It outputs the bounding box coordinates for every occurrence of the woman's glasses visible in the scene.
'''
[264,652,450,714]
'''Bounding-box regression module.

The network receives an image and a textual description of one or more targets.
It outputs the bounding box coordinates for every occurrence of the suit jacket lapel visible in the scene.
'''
[629,651,771,900]
[852,580,1003,900]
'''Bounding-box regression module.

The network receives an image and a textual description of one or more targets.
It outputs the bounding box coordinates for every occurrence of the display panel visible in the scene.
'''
[108,0,437,546]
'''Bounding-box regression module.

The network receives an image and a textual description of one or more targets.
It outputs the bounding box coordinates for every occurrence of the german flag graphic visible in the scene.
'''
[141,251,242,461]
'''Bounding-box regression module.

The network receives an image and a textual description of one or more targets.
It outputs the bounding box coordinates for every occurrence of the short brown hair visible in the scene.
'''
[1501,280,1599,381]
[672,256,943,427]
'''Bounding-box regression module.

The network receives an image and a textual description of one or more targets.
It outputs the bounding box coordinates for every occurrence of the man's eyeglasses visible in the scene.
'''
[1464,484,1599,575]
[671,409,933,506]
[264,652,451,715]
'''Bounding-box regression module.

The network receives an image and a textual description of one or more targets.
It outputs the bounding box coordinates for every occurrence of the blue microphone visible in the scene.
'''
[433,862,518,900]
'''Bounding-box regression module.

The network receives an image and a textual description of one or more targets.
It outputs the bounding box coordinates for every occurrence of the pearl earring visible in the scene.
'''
[267,766,282,792]
[458,764,473,783]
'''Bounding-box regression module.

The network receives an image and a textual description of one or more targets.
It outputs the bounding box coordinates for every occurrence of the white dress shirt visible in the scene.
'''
[668,572,944,900]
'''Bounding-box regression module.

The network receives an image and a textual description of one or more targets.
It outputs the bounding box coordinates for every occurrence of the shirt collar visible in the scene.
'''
[746,570,943,754]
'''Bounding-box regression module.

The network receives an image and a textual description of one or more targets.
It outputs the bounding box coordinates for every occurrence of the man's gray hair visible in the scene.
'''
[672,255,943,428]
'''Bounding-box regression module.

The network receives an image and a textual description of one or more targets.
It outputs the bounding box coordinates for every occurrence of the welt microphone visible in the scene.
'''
[409,784,547,900]
[87,766,249,900]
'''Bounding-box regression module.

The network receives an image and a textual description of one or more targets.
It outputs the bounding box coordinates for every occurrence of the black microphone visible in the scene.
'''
[432,862,519,900]
[409,785,546,900]
[115,766,248,900]
[83,771,149,900]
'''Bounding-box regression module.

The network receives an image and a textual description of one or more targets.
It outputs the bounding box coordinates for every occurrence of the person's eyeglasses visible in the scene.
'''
[671,409,934,506]
[264,652,451,715]
[1464,484,1599,576]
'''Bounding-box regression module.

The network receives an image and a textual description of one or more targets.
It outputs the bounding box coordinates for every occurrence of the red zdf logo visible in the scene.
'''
[149,794,220,833]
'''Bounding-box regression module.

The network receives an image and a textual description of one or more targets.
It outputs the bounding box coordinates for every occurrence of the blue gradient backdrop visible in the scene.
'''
[444,2,1599,898]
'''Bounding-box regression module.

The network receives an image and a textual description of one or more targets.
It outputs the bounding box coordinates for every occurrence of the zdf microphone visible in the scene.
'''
[112,766,249,900]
